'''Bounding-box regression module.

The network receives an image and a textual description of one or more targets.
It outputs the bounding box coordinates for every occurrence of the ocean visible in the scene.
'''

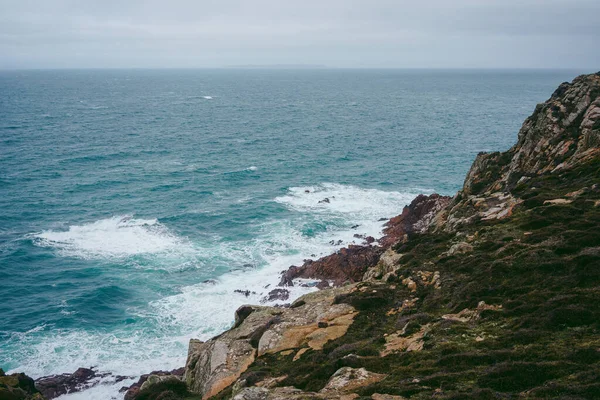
[0,69,583,398]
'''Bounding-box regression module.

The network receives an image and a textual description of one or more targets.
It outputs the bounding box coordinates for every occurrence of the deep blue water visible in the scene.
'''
[0,69,584,398]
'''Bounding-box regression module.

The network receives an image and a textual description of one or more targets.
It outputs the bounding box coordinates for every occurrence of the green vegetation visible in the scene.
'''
[230,158,600,399]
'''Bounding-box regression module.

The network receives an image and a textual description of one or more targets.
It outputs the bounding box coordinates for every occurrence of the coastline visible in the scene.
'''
[3,71,599,400]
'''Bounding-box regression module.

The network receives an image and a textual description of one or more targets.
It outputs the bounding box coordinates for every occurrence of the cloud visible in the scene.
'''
[0,0,598,68]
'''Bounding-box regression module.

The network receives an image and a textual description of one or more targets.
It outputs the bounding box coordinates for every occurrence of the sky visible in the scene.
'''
[0,0,599,69]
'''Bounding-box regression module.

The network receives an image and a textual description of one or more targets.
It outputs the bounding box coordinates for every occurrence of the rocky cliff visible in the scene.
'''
[123,72,600,400]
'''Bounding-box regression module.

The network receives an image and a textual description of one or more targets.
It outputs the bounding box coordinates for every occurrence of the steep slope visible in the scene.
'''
[129,72,600,400]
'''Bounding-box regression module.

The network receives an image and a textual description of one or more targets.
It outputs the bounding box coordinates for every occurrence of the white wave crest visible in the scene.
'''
[275,183,423,239]
[32,216,189,259]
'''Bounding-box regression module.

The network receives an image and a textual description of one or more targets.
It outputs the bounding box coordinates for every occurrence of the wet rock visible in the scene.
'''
[364,236,375,244]
[35,367,98,399]
[235,290,257,297]
[319,198,330,204]
[279,245,383,287]
[261,289,290,303]
[351,225,360,229]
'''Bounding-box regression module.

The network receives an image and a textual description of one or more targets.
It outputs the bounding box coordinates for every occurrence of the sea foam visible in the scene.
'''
[18,184,418,399]
[32,216,189,259]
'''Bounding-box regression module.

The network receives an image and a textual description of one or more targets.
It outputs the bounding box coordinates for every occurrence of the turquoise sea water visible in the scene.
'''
[0,69,583,398]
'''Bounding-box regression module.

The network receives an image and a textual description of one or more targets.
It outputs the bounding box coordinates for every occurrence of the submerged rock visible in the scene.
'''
[261,288,290,303]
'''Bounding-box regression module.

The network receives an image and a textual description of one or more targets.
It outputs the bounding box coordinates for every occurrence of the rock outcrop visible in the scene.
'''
[379,193,452,246]
[0,371,44,400]
[185,286,358,399]
[279,246,383,287]
[446,72,600,230]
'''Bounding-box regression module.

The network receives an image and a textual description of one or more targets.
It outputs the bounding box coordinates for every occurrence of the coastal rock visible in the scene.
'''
[363,248,403,281]
[260,288,290,303]
[446,72,600,231]
[381,324,430,356]
[184,287,357,398]
[185,306,279,399]
[279,245,383,287]
[257,287,357,356]
[231,367,386,399]
[446,241,473,256]
[371,395,407,400]
[35,367,99,399]
[123,368,184,400]
[180,72,600,400]
[0,372,44,400]
[379,194,452,247]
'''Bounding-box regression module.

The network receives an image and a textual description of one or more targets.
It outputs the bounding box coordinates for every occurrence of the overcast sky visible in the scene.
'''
[1,0,599,69]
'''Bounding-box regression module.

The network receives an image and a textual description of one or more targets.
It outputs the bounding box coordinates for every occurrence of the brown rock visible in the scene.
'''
[379,194,452,247]
[35,368,98,399]
[280,245,383,287]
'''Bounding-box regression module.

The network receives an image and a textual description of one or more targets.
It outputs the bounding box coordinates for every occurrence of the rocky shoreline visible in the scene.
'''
[3,72,599,400]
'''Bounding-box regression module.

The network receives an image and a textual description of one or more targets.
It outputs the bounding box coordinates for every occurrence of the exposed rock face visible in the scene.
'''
[379,194,452,246]
[0,372,44,400]
[185,306,278,399]
[185,286,357,399]
[34,367,100,399]
[447,72,600,230]
[279,245,383,287]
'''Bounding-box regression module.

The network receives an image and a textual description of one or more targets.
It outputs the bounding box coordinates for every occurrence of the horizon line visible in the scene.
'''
[0,66,593,72]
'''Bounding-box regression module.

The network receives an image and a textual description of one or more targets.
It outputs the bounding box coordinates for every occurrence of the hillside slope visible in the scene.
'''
[127,72,600,400]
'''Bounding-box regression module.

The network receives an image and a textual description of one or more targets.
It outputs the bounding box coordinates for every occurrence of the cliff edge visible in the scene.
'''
[126,72,600,400]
